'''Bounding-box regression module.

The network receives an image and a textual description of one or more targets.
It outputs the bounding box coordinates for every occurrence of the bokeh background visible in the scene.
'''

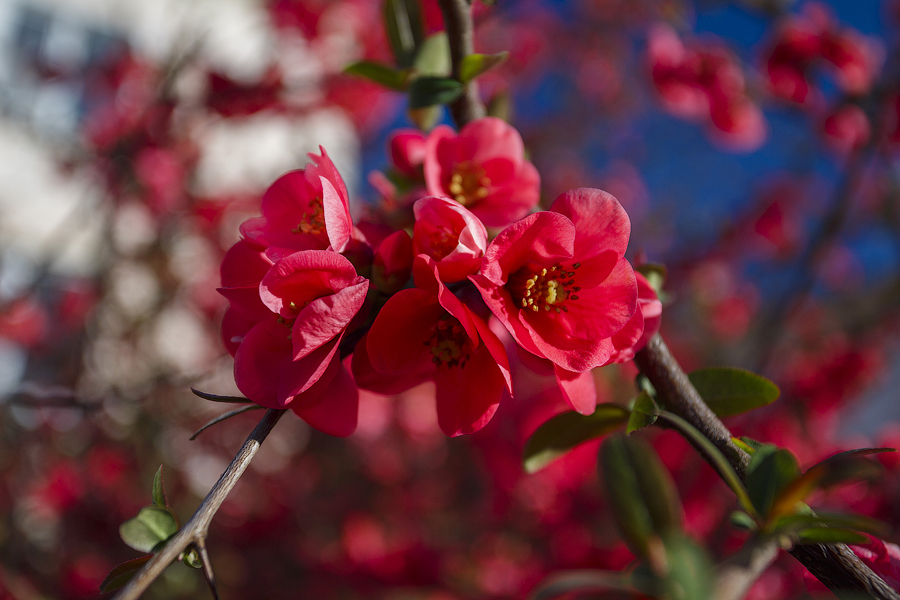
[1,0,899,598]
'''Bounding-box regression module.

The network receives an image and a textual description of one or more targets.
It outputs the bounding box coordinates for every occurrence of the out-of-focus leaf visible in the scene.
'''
[769,451,886,519]
[662,534,713,600]
[408,105,442,131]
[486,89,511,122]
[523,403,629,473]
[635,263,669,303]
[383,0,423,68]
[688,367,780,418]
[730,511,757,531]
[774,513,888,538]
[732,436,763,455]
[151,465,166,507]
[745,446,800,518]
[119,506,179,554]
[408,76,464,109]
[413,32,451,76]
[529,569,643,600]
[657,411,757,518]
[459,51,509,83]
[796,527,870,545]
[626,391,658,434]
[344,61,410,90]
[190,388,251,404]
[100,555,152,593]
[190,405,264,441]
[600,434,682,560]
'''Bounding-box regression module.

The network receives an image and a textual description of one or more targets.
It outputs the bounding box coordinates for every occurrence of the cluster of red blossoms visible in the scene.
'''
[219,117,661,437]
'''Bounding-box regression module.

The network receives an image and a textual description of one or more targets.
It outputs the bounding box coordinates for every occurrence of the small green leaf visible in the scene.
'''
[120,507,179,554]
[413,32,451,77]
[732,437,760,455]
[486,90,511,122]
[190,388,252,404]
[407,105,442,131]
[600,434,682,561]
[530,569,644,600]
[661,534,713,600]
[100,555,152,593]
[746,446,800,519]
[151,466,166,507]
[795,527,870,545]
[383,0,424,68]
[626,391,658,434]
[344,61,409,90]
[523,403,630,473]
[657,411,758,519]
[408,76,465,109]
[190,405,264,441]
[729,511,757,531]
[459,51,509,83]
[774,512,888,538]
[688,367,780,418]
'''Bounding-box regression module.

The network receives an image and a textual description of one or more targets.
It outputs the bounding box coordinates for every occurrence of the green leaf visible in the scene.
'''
[523,403,630,473]
[745,446,800,519]
[729,511,757,531]
[732,437,762,455]
[151,466,166,507]
[657,411,758,519]
[661,534,713,600]
[344,61,409,90]
[769,451,885,519]
[600,434,683,561]
[688,367,780,418]
[190,388,252,404]
[120,507,179,554]
[795,527,870,545]
[486,90,511,122]
[774,512,888,538]
[626,391,658,434]
[413,32,451,77]
[383,0,424,68]
[100,555,152,593]
[530,569,644,600]
[408,76,464,109]
[190,405,264,441]
[459,51,509,83]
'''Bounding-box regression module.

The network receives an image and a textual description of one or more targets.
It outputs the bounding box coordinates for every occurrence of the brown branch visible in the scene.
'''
[436,0,485,127]
[714,537,780,600]
[634,335,900,600]
[112,408,286,600]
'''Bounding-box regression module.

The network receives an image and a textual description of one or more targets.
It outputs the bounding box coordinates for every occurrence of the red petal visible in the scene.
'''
[291,278,368,360]
[292,359,359,437]
[366,289,442,376]
[433,342,503,436]
[555,365,597,414]
[551,188,631,259]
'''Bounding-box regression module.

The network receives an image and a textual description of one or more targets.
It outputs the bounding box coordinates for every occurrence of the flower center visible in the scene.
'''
[507,263,582,314]
[426,316,471,368]
[447,162,490,207]
[428,226,459,261]
[291,196,326,235]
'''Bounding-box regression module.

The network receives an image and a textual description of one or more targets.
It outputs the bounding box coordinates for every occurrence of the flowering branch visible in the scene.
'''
[634,335,900,600]
[436,0,486,127]
[112,408,286,600]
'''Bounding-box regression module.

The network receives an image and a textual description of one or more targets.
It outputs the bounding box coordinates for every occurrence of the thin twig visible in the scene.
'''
[436,0,486,127]
[634,335,900,600]
[713,537,780,600]
[112,408,286,600]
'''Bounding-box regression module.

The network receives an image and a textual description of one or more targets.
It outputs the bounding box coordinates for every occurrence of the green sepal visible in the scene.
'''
[688,367,780,418]
[190,388,252,404]
[635,263,669,303]
[523,403,629,473]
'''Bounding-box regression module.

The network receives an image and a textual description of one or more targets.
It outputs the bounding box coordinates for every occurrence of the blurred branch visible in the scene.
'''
[437,0,486,127]
[634,335,900,600]
[112,408,286,600]
[713,537,780,600]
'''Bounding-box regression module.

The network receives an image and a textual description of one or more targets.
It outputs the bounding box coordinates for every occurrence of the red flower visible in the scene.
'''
[413,195,488,283]
[607,271,663,363]
[471,188,638,401]
[361,258,511,436]
[219,245,368,436]
[240,147,354,257]
[424,117,540,228]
